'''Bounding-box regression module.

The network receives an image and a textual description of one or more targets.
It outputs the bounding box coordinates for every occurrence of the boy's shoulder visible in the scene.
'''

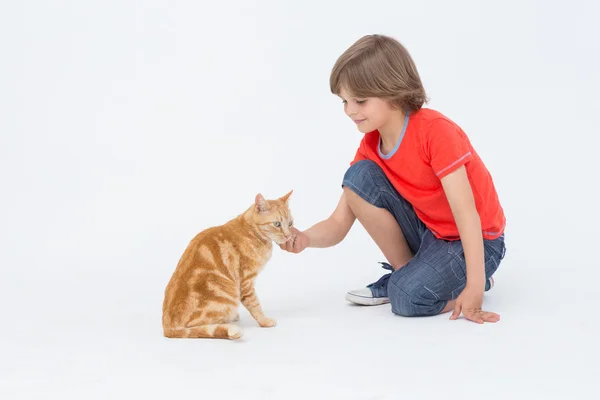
[412,107,457,126]
[411,108,466,141]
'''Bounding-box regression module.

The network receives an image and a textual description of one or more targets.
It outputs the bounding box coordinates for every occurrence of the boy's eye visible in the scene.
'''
[273,221,281,227]
[357,100,366,104]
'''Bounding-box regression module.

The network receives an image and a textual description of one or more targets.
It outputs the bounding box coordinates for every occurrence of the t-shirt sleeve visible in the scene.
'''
[425,118,473,179]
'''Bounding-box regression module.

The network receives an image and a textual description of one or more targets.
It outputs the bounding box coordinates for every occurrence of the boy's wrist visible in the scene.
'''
[303,231,312,248]
[465,271,486,291]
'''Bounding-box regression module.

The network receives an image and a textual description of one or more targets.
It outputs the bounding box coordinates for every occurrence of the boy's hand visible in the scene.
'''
[279,228,309,253]
[450,285,500,324]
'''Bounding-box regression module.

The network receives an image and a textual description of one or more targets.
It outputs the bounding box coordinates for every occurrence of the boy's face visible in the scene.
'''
[339,87,394,134]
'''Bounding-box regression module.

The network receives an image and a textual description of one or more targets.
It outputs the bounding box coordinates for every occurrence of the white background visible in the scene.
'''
[1,0,599,399]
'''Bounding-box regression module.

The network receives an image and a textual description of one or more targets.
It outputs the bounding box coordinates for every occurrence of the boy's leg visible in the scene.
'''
[342,160,426,259]
[341,160,427,305]
[343,189,413,270]
[341,160,504,307]
[387,230,506,317]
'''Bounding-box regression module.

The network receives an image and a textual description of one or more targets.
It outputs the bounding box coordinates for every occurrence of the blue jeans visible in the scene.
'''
[342,160,506,317]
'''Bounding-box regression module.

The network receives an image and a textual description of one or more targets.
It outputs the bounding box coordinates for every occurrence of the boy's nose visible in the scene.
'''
[345,103,358,116]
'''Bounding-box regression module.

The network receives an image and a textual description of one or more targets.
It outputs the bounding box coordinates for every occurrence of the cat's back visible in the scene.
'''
[166,217,253,281]
[163,223,238,317]
[174,223,232,274]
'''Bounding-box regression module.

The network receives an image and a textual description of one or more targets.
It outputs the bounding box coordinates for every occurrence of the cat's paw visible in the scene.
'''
[257,317,277,327]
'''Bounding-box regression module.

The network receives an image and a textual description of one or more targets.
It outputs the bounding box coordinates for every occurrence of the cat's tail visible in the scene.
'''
[163,324,243,339]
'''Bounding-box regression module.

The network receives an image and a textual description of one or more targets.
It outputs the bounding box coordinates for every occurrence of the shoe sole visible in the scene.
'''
[345,292,390,306]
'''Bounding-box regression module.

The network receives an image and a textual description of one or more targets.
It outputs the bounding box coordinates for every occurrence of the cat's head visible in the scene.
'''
[252,190,294,244]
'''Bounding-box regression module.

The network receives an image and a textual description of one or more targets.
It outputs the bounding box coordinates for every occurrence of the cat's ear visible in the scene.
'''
[280,190,293,204]
[255,193,269,213]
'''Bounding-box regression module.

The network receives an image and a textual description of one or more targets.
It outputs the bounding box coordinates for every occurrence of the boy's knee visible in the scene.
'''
[342,160,381,187]
[388,272,444,317]
[342,160,385,206]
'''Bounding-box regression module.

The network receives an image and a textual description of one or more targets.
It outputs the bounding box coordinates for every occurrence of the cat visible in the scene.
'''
[162,190,294,339]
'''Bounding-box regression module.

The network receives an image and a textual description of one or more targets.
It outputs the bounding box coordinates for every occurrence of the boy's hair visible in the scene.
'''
[330,34,428,113]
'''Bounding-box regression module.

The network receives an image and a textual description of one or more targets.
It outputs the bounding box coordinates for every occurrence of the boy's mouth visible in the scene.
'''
[353,118,366,124]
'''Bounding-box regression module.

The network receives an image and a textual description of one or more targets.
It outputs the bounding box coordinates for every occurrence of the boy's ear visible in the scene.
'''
[280,190,293,204]
[255,193,269,213]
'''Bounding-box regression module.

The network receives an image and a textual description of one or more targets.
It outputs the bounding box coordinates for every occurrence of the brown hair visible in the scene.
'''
[330,34,428,113]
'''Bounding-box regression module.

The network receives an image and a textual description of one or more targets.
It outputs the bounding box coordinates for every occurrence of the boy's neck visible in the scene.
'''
[378,110,407,153]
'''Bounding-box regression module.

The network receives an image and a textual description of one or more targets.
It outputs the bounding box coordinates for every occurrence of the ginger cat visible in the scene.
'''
[162,191,294,339]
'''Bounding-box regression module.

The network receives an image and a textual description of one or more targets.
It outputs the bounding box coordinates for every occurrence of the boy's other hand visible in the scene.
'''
[450,285,500,324]
[279,227,309,253]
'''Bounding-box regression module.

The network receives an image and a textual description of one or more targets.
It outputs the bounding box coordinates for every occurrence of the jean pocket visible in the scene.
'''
[484,256,500,277]
[446,244,466,281]
[447,240,503,281]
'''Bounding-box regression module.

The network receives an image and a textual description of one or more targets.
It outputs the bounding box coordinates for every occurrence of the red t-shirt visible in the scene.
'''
[351,108,505,241]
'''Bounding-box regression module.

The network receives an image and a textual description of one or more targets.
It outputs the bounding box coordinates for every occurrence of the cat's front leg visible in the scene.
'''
[240,279,276,327]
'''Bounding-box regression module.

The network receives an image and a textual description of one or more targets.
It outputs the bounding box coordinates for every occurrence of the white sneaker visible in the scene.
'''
[345,288,390,306]
[346,262,394,306]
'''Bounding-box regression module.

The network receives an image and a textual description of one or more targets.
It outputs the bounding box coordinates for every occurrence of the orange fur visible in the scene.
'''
[162,191,294,339]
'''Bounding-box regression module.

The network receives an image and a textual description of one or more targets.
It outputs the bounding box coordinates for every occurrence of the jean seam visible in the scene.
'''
[422,285,440,301]
[447,246,467,281]
[431,301,447,315]
[389,276,438,307]
[388,279,414,315]
[404,255,455,299]
[379,188,409,213]
[378,189,425,249]
[342,180,381,206]
[390,279,446,316]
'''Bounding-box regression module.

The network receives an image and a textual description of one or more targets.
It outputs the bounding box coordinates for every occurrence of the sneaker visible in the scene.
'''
[345,262,393,306]
[345,263,496,306]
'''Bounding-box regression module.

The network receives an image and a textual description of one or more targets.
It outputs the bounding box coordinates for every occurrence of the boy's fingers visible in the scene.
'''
[280,240,291,252]
[278,233,304,253]
[482,311,500,323]
[449,303,461,320]
[466,312,484,324]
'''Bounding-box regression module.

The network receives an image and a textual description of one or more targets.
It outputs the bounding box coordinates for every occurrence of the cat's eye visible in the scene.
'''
[273,221,281,227]
[289,221,293,227]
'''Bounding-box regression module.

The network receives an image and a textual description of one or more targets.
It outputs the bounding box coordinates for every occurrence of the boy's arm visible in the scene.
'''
[304,193,356,248]
[280,193,355,253]
[440,165,485,288]
[440,165,499,323]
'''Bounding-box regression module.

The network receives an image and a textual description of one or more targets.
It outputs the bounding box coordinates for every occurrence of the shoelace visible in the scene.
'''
[366,262,394,290]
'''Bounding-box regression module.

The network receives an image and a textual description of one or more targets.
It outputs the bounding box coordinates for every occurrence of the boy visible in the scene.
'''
[281,34,506,324]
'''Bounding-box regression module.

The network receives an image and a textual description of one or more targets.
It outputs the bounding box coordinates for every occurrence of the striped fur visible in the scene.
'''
[162,191,293,339]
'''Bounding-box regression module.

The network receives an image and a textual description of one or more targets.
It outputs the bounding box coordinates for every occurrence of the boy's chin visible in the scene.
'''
[357,125,372,133]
